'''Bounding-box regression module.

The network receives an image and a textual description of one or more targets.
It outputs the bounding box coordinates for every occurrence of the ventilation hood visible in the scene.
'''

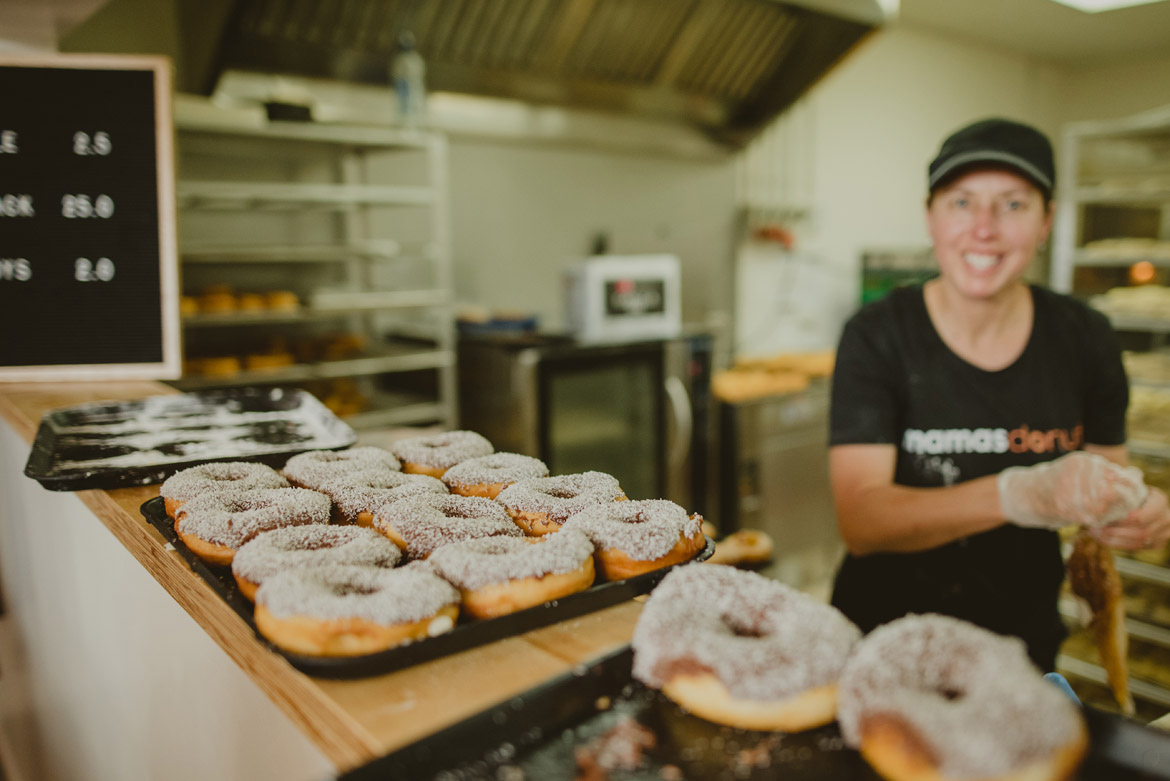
[195,0,883,148]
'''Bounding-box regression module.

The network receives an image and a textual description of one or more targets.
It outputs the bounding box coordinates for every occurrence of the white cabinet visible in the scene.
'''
[169,98,455,430]
[1051,103,1170,718]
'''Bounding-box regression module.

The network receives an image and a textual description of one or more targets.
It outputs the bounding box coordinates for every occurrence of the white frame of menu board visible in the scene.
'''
[0,53,180,381]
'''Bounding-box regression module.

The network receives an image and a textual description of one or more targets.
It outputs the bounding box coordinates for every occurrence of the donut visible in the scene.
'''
[837,614,1088,781]
[254,563,460,657]
[282,447,401,490]
[390,430,493,478]
[160,461,289,518]
[173,487,330,566]
[495,472,626,536]
[560,498,705,580]
[231,524,402,601]
[632,563,861,732]
[372,493,523,560]
[428,529,596,619]
[317,469,447,526]
[441,452,549,499]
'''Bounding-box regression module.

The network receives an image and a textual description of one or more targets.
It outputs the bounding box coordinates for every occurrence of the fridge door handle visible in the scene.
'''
[664,375,693,468]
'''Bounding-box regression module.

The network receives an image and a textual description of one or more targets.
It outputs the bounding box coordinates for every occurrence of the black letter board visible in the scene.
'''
[0,54,180,381]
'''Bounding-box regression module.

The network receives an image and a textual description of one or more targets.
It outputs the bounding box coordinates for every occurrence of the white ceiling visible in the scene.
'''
[896,0,1170,67]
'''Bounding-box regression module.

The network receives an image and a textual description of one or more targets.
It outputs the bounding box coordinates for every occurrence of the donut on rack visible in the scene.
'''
[316,469,448,526]
[282,447,401,491]
[173,487,330,566]
[232,524,403,601]
[428,529,596,619]
[632,563,861,732]
[560,498,706,580]
[495,472,626,536]
[372,493,523,560]
[390,430,493,478]
[837,614,1088,781]
[161,461,289,518]
[254,563,460,657]
[441,452,549,499]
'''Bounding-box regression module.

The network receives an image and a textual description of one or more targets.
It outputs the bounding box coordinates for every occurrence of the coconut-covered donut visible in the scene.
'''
[560,498,706,580]
[633,563,861,732]
[837,614,1088,781]
[173,487,330,566]
[254,563,460,657]
[231,524,402,601]
[428,529,596,619]
[390,430,493,478]
[441,452,549,499]
[282,447,401,490]
[161,461,288,518]
[316,469,448,526]
[372,493,523,560]
[496,472,626,536]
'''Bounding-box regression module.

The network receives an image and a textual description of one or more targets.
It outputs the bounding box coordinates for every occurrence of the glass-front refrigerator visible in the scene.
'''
[457,332,712,512]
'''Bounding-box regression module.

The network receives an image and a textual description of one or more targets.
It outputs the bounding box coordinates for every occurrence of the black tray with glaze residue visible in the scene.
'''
[140,495,714,679]
[338,644,1170,781]
[25,387,356,491]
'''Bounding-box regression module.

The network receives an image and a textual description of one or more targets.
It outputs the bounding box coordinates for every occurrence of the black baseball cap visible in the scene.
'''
[928,118,1055,195]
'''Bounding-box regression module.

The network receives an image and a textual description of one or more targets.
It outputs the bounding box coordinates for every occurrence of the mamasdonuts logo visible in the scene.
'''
[902,424,1083,455]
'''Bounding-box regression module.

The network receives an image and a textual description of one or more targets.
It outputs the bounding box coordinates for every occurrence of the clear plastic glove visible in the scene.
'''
[997,451,1148,530]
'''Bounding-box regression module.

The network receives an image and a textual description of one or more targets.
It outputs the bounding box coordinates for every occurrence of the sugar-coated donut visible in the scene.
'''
[390,430,493,478]
[173,487,330,566]
[441,452,549,499]
[254,563,460,657]
[632,563,861,732]
[495,472,626,536]
[837,614,1088,781]
[161,461,288,518]
[428,529,596,619]
[561,498,705,580]
[372,493,523,560]
[282,447,401,490]
[316,470,448,526]
[232,524,402,601]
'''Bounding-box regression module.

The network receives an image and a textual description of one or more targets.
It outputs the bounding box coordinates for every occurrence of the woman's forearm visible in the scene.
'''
[834,474,1005,556]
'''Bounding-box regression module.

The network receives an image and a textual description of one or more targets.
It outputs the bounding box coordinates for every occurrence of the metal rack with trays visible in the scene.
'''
[170,98,455,430]
[1049,103,1170,718]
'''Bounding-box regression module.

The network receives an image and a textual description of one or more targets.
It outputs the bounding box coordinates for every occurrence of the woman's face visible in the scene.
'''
[926,168,1053,301]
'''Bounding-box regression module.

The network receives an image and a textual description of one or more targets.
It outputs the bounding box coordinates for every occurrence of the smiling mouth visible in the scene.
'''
[964,252,998,271]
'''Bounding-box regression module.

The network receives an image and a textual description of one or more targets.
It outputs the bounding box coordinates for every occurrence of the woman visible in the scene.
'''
[828,117,1170,670]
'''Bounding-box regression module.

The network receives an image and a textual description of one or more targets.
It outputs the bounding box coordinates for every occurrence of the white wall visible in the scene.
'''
[447,139,737,331]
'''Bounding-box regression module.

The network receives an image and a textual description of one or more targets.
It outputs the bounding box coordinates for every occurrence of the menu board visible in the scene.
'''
[0,54,180,381]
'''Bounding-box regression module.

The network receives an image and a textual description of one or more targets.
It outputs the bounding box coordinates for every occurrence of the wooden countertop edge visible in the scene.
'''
[76,485,384,769]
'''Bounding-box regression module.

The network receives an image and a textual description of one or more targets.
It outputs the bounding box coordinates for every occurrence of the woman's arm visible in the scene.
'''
[830,443,1005,556]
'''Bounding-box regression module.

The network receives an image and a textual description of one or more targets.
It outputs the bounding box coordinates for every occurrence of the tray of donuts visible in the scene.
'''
[341,564,1170,781]
[142,430,714,678]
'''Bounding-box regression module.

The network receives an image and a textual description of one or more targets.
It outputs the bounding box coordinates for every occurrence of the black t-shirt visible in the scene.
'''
[829,284,1128,670]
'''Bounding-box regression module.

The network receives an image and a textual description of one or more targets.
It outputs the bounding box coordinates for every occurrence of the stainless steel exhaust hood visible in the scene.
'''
[203,0,884,148]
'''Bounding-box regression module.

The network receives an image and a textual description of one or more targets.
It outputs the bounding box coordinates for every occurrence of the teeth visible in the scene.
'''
[964,253,997,270]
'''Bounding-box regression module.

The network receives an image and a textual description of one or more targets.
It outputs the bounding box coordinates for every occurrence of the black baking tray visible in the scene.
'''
[140,496,714,679]
[25,387,356,491]
[339,644,1170,781]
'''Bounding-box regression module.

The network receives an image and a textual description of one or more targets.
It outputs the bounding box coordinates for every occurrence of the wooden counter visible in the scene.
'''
[0,382,642,776]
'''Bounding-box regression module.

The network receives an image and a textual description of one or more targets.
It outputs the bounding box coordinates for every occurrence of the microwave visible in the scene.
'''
[456,332,713,514]
[564,255,682,344]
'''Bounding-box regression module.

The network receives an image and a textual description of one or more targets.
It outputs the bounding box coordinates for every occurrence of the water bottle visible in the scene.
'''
[391,32,427,128]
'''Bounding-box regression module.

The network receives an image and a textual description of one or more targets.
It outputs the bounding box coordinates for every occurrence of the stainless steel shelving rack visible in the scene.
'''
[169,98,456,430]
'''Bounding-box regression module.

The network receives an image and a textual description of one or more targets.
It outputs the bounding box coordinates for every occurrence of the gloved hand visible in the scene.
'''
[997,451,1148,530]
